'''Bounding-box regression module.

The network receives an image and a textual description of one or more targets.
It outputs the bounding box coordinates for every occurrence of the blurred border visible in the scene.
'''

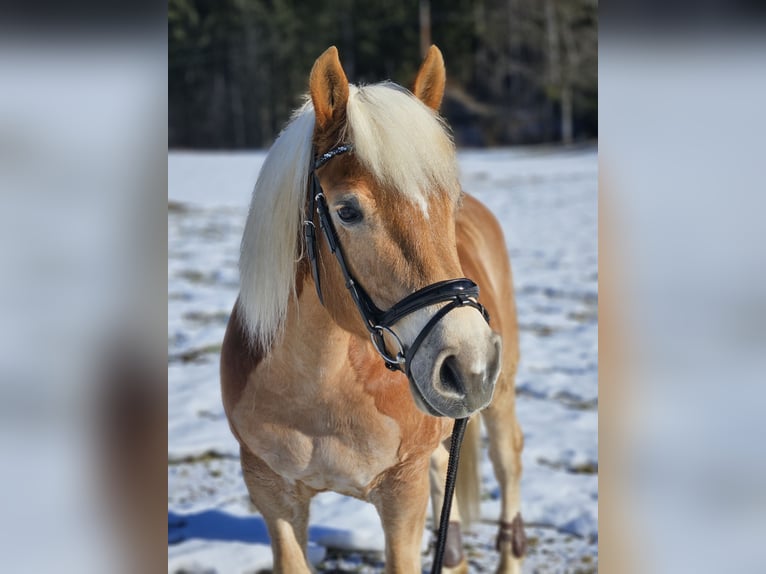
[4,0,766,571]
[601,4,766,572]
[0,5,167,572]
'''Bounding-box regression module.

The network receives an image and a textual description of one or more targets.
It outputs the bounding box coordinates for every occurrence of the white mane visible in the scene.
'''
[238,83,459,349]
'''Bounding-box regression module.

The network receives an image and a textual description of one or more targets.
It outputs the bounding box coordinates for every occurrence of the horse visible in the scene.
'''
[221,45,526,574]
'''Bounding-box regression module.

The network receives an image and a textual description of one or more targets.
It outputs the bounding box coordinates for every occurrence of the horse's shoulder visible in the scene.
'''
[220,301,262,422]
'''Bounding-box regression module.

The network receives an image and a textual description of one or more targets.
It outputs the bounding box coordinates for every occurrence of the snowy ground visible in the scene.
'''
[168,146,598,573]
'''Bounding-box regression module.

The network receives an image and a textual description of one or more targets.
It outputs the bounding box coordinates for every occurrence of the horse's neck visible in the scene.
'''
[272,287,355,380]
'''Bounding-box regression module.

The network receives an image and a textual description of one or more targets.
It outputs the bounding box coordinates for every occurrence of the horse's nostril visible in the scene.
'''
[439,355,465,397]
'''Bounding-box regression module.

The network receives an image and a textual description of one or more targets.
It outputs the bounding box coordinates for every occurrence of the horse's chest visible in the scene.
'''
[234,382,403,498]
[269,427,398,496]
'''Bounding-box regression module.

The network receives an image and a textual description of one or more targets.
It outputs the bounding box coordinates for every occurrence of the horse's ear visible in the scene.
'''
[310,46,349,129]
[412,45,446,111]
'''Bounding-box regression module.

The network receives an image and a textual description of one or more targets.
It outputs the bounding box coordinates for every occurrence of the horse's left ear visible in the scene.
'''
[412,45,446,111]
[310,46,350,129]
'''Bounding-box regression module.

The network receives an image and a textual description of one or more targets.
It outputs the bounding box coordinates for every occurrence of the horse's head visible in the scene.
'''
[306,46,501,418]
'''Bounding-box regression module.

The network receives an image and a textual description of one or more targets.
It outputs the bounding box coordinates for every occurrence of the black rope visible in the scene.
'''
[431,417,468,574]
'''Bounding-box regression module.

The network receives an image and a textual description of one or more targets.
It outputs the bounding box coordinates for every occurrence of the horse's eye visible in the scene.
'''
[337,204,362,224]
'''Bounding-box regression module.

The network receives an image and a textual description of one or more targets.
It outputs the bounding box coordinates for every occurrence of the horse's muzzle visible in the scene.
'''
[408,326,502,418]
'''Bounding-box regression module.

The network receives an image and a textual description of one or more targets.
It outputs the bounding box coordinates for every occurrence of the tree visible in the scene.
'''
[168,0,597,148]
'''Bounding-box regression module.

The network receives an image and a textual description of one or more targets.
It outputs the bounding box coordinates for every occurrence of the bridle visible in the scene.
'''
[303,143,490,391]
[304,143,488,573]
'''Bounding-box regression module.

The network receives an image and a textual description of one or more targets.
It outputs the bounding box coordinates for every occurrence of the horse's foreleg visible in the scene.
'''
[370,459,431,574]
[429,444,468,574]
[240,446,313,574]
[481,377,527,574]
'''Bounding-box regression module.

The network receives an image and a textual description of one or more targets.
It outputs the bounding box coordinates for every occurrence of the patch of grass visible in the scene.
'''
[168,201,191,213]
[177,269,208,283]
[183,310,230,325]
[168,450,239,465]
[569,461,598,474]
[168,291,192,301]
[537,457,598,475]
[555,393,598,411]
[169,343,222,363]
[519,322,558,337]
[568,309,598,323]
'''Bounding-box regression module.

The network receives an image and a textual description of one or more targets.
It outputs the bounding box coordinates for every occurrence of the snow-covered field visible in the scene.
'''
[168,146,598,573]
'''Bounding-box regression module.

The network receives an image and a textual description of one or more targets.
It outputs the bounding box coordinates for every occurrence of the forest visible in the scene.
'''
[169,0,597,149]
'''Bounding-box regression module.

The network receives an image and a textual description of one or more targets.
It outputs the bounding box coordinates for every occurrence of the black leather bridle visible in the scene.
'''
[304,143,490,388]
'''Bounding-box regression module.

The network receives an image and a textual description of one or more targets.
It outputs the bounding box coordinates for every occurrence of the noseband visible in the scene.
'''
[303,144,490,385]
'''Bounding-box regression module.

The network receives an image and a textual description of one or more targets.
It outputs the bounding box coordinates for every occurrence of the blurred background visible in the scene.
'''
[1,1,764,573]
[168,0,597,149]
[168,1,599,573]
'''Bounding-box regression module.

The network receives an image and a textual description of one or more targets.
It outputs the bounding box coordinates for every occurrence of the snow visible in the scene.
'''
[168,146,598,572]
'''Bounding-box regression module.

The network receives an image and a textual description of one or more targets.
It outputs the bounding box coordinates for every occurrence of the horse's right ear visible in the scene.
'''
[310,46,349,129]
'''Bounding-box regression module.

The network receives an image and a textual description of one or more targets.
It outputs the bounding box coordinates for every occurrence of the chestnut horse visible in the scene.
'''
[221,46,526,573]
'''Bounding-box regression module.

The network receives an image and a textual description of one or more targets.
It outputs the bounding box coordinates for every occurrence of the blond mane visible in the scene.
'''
[238,82,459,348]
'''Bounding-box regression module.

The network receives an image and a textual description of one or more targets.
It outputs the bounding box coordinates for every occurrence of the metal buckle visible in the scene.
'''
[370,325,406,367]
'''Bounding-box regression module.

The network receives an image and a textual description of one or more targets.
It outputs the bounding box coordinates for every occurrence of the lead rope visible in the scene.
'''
[431,417,468,574]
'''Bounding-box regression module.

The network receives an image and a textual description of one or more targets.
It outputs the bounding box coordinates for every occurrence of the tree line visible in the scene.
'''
[169,0,597,149]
